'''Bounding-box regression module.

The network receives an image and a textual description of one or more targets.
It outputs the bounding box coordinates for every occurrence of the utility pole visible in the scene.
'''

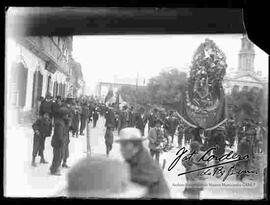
[86,120,91,157]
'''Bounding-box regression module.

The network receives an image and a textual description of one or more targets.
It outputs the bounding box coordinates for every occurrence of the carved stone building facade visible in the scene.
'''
[6,36,84,125]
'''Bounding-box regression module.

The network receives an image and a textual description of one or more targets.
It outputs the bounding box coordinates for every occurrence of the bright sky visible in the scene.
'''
[72,34,268,93]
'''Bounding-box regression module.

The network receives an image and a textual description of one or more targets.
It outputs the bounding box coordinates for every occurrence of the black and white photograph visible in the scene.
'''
[4,7,268,199]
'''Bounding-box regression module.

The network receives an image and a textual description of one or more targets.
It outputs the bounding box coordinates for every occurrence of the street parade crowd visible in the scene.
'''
[31,92,267,199]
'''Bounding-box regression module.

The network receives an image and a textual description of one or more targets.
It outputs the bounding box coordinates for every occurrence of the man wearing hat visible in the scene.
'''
[56,156,147,198]
[164,110,178,144]
[147,108,159,132]
[127,106,136,127]
[134,107,147,137]
[116,128,170,199]
[52,95,63,123]
[117,105,129,134]
[50,107,69,175]
[39,93,53,119]
[71,100,81,138]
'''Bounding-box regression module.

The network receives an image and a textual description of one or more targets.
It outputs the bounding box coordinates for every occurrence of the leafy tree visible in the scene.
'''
[117,68,187,111]
[226,87,265,124]
[118,85,149,107]
[147,68,187,110]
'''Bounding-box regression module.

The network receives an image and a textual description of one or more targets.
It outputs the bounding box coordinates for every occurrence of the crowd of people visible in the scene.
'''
[32,93,103,173]
[30,92,267,199]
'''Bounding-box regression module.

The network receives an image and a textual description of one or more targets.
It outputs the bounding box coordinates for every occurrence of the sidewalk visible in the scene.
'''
[4,123,88,197]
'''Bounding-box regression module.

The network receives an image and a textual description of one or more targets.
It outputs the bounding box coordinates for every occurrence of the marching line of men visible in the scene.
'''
[103,104,266,168]
[31,93,104,175]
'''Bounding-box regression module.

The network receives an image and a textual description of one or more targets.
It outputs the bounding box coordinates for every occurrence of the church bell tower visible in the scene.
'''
[238,34,255,72]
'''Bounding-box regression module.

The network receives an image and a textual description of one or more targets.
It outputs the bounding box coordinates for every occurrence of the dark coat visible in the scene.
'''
[135,113,147,135]
[71,106,81,131]
[51,119,65,148]
[128,111,136,127]
[32,117,52,137]
[105,109,117,129]
[63,118,71,144]
[148,113,158,128]
[104,127,114,145]
[93,109,99,121]
[39,100,53,116]
[118,110,129,130]
[164,116,178,135]
[210,130,226,157]
[81,105,90,118]
[52,102,63,119]
[127,147,170,199]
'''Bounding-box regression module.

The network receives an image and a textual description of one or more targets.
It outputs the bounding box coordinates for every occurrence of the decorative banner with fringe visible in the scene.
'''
[177,38,227,129]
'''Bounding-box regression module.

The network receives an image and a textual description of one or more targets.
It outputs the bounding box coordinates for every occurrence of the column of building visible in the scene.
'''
[6,36,76,125]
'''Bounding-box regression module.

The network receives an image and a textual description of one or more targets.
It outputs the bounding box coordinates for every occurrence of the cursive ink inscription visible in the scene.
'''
[167,146,250,179]
[199,165,259,182]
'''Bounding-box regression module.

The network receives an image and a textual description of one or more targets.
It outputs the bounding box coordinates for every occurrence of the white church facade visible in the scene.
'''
[223,35,268,94]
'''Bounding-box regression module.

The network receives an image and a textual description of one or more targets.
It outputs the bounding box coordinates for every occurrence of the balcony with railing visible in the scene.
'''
[16,36,71,76]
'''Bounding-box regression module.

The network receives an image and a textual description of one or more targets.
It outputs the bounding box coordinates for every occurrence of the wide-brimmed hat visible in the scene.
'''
[115,128,147,143]
[55,156,147,198]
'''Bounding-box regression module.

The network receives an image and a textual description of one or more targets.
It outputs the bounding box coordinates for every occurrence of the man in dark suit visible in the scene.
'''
[104,106,117,156]
[118,105,129,134]
[80,101,90,135]
[134,107,147,136]
[39,93,53,119]
[50,107,69,175]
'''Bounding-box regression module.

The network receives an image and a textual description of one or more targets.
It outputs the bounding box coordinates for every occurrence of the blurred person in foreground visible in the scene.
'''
[56,156,147,198]
[115,128,170,199]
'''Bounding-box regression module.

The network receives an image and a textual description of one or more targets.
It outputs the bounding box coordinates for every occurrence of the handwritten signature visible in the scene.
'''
[167,147,258,181]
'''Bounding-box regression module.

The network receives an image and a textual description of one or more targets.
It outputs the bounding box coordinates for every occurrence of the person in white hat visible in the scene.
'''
[115,128,170,199]
[56,156,147,198]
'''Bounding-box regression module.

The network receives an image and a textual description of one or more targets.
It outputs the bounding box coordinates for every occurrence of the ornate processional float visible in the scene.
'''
[176,39,228,141]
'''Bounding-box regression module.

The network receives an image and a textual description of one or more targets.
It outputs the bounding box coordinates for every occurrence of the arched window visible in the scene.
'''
[31,70,43,108]
[11,62,28,108]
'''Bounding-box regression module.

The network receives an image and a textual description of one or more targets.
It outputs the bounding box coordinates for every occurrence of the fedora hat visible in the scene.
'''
[55,156,146,198]
[115,128,147,143]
